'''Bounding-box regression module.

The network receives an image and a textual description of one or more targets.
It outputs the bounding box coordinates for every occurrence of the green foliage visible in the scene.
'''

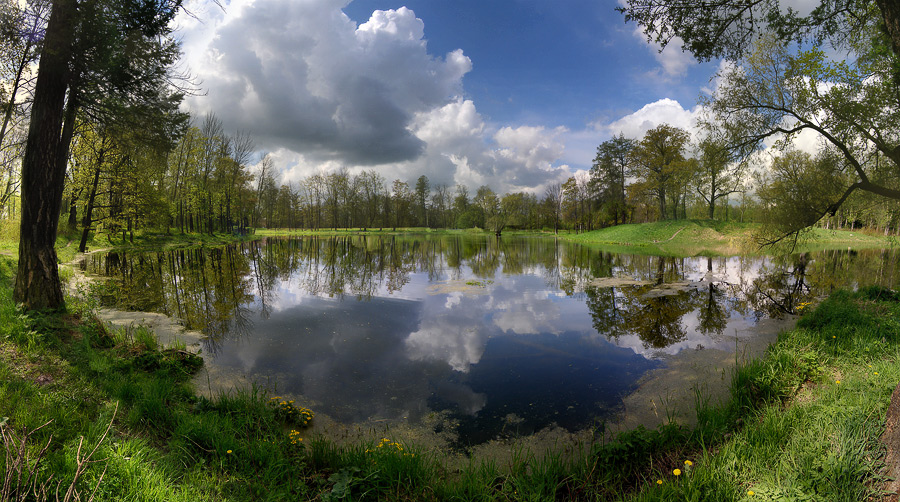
[619,0,882,63]
[595,423,689,481]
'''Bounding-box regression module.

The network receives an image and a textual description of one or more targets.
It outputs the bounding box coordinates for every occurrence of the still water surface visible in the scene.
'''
[82,235,900,445]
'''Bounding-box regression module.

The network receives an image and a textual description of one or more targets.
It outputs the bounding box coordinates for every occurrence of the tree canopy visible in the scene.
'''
[618,0,900,63]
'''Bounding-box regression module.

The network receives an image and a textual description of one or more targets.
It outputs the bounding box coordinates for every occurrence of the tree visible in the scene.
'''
[618,0,899,64]
[694,135,747,220]
[414,174,429,227]
[431,183,449,228]
[628,124,691,220]
[390,179,412,230]
[473,185,502,235]
[706,33,900,238]
[0,1,45,219]
[620,0,900,237]
[501,192,536,231]
[451,185,470,228]
[14,0,185,310]
[755,148,849,240]
[590,134,634,225]
[544,182,562,234]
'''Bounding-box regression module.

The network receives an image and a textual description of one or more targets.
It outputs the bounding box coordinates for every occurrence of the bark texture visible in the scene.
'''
[13,0,75,310]
[876,0,900,58]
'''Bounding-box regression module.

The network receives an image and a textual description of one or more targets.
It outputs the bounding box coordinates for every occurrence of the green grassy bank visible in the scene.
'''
[566,220,894,256]
[3,220,892,264]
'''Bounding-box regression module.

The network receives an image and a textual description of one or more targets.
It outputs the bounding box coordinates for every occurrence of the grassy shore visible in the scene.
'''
[3,220,892,265]
[566,220,895,256]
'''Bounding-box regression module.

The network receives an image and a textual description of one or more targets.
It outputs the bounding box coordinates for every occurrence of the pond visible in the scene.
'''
[81,235,900,447]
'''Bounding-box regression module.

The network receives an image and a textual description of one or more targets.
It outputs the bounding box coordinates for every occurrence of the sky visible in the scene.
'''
[175,0,724,194]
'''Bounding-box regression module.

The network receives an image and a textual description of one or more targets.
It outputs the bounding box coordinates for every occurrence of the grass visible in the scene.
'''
[567,220,895,256]
[0,220,262,267]
[2,224,900,499]
[621,286,900,501]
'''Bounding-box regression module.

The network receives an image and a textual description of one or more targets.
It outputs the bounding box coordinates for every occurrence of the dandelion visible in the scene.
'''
[226,450,232,454]
[748,490,755,496]
[836,380,841,384]
[673,468,681,476]
[684,460,693,466]
[656,480,663,485]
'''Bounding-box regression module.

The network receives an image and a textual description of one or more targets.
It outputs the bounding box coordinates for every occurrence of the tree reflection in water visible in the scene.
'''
[83,237,900,355]
[81,236,900,444]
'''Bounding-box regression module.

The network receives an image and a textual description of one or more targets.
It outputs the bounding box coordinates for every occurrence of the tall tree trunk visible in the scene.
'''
[78,158,102,253]
[14,0,75,310]
[67,195,78,231]
[877,0,900,59]
[658,185,666,221]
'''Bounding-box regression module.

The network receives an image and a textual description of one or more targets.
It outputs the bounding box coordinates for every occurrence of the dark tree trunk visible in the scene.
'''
[658,184,666,220]
[67,196,78,231]
[877,0,900,59]
[14,0,75,310]
[78,158,102,253]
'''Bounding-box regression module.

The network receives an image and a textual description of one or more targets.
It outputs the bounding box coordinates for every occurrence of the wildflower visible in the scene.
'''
[226,450,232,454]
[684,460,693,466]
[656,480,663,485]
[876,372,880,375]
[836,380,841,384]
[673,468,681,476]
[748,490,755,496]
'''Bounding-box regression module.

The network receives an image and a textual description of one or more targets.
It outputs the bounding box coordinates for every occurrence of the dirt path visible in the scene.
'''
[651,226,687,244]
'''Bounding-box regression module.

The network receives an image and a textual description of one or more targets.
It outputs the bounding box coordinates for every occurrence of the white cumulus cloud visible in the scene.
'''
[175,0,572,192]
[601,98,702,139]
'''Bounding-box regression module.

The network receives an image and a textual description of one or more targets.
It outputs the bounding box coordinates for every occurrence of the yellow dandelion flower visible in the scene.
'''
[656,480,663,485]
[226,450,232,454]
[673,469,681,476]
[875,372,879,375]
[836,380,841,384]
[748,490,755,496]
[684,460,693,466]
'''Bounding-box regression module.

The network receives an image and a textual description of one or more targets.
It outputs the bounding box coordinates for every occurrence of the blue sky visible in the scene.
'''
[177,0,721,193]
[344,0,715,127]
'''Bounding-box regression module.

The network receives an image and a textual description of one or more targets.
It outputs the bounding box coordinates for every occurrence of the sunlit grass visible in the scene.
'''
[566,220,894,256]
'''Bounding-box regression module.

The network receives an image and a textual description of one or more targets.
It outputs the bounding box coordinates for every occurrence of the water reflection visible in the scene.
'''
[82,236,900,445]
